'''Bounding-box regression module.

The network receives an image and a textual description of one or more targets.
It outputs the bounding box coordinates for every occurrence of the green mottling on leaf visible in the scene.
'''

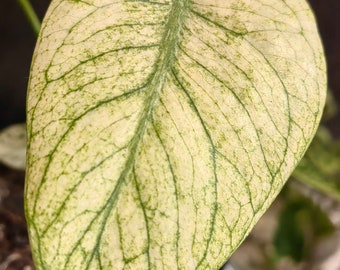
[26,0,326,269]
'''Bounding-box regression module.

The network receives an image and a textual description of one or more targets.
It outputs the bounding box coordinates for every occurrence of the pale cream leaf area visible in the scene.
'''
[25,0,326,269]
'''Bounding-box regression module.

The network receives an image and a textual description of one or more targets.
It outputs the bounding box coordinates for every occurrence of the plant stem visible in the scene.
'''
[17,0,41,35]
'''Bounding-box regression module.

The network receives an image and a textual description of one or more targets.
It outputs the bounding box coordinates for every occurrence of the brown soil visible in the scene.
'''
[0,165,34,269]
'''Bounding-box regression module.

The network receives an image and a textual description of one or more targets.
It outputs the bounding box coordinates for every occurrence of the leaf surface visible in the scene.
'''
[25,0,326,269]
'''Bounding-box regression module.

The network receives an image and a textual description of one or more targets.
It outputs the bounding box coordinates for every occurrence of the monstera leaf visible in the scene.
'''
[25,0,326,269]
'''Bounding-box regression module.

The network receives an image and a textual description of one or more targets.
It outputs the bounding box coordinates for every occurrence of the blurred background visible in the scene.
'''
[0,1,339,269]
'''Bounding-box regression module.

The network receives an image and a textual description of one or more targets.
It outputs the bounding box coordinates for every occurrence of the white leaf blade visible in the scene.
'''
[26,0,326,269]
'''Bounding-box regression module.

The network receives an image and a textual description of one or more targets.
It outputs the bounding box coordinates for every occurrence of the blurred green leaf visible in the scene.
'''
[273,187,334,262]
[293,126,340,201]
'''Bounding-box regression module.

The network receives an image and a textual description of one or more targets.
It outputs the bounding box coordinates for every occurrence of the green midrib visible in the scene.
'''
[57,0,189,269]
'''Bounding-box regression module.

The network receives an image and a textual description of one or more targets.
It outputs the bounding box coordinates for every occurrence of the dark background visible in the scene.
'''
[0,1,339,269]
